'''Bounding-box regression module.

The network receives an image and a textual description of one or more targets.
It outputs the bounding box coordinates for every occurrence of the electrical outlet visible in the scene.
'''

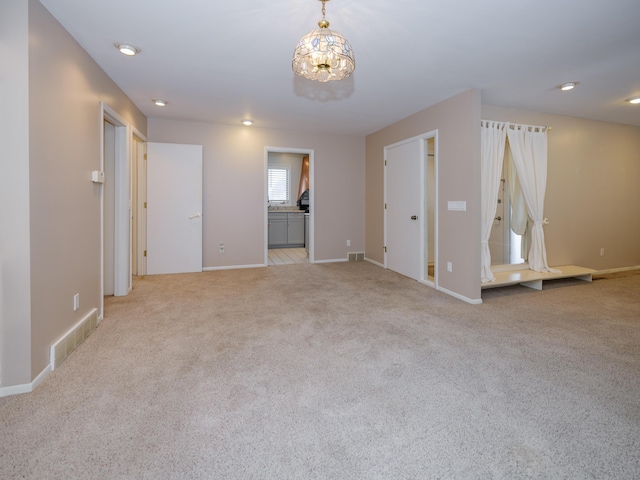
[347,239,351,247]
[600,248,604,257]
[219,244,225,253]
[73,294,80,311]
[447,262,453,272]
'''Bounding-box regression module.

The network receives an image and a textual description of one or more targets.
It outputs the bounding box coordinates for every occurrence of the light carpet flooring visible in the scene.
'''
[1,262,639,479]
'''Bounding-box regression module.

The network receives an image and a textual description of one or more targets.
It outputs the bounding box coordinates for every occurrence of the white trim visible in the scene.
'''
[365,257,385,269]
[131,126,147,143]
[49,308,98,370]
[383,130,438,286]
[100,102,132,317]
[129,128,146,282]
[595,265,640,275]
[264,147,315,265]
[203,264,266,271]
[419,278,436,288]
[133,138,147,276]
[114,123,129,296]
[0,364,51,398]
[313,258,348,264]
[437,285,483,305]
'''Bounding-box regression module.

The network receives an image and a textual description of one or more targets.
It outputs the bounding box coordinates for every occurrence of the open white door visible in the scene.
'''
[146,142,203,275]
[385,139,421,280]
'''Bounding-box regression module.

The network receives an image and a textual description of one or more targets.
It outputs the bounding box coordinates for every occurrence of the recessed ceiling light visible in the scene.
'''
[242,119,253,126]
[560,82,577,91]
[115,43,140,56]
[627,96,640,105]
[152,99,167,107]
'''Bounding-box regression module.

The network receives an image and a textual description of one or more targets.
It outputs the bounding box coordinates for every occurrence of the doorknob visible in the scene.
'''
[410,215,418,220]
[495,216,502,221]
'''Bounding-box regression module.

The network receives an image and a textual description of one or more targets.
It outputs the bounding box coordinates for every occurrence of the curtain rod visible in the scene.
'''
[481,120,551,131]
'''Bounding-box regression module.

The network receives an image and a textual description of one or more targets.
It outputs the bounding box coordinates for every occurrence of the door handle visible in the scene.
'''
[410,215,418,220]
[188,213,201,219]
[495,216,502,221]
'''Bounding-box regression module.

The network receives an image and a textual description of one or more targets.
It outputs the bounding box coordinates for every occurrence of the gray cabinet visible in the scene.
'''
[268,213,287,247]
[287,213,304,245]
[268,212,305,248]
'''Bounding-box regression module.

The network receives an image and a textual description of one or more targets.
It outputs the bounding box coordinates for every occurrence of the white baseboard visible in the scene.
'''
[0,364,51,398]
[313,258,348,264]
[419,278,436,288]
[50,308,98,371]
[365,257,385,269]
[437,285,483,305]
[595,265,640,275]
[203,264,266,271]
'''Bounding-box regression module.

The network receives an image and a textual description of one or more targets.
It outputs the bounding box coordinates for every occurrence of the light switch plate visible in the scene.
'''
[448,201,466,211]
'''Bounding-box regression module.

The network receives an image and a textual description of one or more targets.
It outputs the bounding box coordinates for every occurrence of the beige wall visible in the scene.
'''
[148,119,365,267]
[0,0,147,387]
[0,0,32,387]
[366,90,482,302]
[483,105,640,270]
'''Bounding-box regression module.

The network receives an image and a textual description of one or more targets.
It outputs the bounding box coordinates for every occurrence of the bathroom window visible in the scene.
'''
[268,166,290,205]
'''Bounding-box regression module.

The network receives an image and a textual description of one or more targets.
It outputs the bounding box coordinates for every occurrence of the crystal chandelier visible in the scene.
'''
[292,0,355,82]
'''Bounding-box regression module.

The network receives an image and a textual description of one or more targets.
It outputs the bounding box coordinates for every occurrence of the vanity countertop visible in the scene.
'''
[268,208,305,213]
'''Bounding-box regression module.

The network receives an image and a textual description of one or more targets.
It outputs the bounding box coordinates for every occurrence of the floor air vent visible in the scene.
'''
[50,308,98,370]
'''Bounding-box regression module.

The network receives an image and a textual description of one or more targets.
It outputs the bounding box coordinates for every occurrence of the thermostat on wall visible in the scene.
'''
[91,171,105,183]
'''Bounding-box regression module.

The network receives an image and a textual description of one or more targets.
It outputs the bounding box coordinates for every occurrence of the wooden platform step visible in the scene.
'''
[481,265,596,291]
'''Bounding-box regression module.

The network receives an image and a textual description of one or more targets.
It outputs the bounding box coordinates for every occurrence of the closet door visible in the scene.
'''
[385,139,421,280]
[146,142,203,275]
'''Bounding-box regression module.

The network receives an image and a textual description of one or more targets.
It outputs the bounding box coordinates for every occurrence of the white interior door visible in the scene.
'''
[103,120,115,295]
[386,139,421,280]
[146,142,203,275]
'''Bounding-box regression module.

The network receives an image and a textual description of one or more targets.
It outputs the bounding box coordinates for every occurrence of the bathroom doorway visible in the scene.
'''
[264,147,314,265]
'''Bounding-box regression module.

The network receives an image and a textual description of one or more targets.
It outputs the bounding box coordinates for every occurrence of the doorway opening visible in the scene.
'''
[264,147,314,266]
[425,136,436,283]
[100,103,130,319]
[98,102,146,321]
[488,141,526,268]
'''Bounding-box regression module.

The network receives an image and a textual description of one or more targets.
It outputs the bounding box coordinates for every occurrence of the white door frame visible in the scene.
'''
[264,147,314,264]
[384,130,438,286]
[100,102,132,320]
[132,130,147,277]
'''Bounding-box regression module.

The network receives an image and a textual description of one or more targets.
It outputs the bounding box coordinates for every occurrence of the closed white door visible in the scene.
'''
[146,142,203,275]
[385,139,421,280]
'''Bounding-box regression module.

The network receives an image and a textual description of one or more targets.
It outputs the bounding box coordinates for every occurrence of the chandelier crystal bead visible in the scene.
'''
[292,0,355,82]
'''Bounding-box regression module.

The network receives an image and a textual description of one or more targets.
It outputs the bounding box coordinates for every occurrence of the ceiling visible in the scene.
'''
[39,0,640,136]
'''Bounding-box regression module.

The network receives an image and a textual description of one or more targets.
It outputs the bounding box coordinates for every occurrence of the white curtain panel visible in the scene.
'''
[506,125,558,273]
[480,121,507,282]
